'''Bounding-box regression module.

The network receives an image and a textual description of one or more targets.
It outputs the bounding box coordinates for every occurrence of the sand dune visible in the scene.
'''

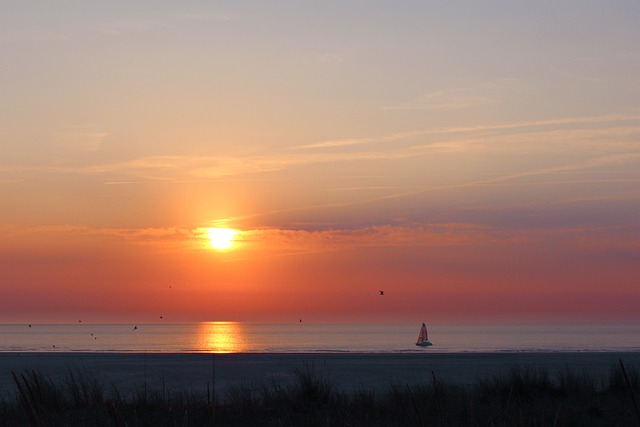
[1,352,639,401]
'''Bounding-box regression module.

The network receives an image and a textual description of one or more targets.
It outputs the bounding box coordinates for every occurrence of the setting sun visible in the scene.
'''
[206,228,237,250]
[3,1,640,327]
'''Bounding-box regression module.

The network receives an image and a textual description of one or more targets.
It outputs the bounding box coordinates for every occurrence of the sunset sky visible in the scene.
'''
[2,1,639,323]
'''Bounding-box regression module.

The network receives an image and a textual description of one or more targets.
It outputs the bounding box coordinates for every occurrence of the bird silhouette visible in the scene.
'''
[379,290,384,296]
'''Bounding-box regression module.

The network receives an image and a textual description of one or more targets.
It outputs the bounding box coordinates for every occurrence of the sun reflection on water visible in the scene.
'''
[197,321,246,353]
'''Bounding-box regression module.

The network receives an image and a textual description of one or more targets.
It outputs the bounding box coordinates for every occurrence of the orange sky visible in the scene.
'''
[1,2,639,323]
[1,221,638,323]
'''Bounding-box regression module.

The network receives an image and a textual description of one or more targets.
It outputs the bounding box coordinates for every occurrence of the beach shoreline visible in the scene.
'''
[2,352,639,401]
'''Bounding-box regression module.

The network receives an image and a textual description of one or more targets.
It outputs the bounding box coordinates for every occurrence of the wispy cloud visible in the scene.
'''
[89,8,233,37]
[0,30,70,43]
[292,138,377,150]
[548,66,601,83]
[350,151,640,208]
[382,80,525,112]
[293,114,640,151]
[0,225,201,250]
[1,114,638,199]
[55,126,109,151]
[385,89,496,111]
[3,222,636,258]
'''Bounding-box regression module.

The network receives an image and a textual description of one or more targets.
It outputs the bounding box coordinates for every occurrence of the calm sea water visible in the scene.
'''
[1,323,639,353]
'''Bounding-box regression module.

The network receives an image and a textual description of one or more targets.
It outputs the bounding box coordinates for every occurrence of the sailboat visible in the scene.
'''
[415,322,433,347]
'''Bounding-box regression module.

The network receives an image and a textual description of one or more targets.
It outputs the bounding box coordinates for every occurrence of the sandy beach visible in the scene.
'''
[2,352,639,402]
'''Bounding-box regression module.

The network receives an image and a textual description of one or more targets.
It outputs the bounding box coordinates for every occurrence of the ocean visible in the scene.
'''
[1,322,639,353]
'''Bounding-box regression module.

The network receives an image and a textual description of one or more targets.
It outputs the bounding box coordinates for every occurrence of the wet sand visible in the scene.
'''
[1,352,639,401]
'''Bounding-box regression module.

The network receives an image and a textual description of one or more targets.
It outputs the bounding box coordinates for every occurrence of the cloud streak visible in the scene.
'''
[1,113,638,181]
[3,220,636,256]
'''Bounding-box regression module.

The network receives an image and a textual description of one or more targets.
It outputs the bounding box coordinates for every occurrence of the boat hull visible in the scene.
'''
[416,341,432,347]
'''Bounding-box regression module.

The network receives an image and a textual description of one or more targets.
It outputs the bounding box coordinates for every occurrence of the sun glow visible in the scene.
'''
[197,322,246,353]
[206,227,237,250]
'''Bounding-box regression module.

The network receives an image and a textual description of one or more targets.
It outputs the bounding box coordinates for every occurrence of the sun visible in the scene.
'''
[206,228,237,250]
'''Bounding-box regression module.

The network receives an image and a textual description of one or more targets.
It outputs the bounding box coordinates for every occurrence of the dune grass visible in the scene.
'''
[1,360,639,426]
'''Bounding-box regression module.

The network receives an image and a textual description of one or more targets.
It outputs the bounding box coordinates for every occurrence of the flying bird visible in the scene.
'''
[379,290,384,296]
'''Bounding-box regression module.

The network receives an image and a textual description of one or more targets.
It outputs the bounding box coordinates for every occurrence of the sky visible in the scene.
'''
[1,1,639,323]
